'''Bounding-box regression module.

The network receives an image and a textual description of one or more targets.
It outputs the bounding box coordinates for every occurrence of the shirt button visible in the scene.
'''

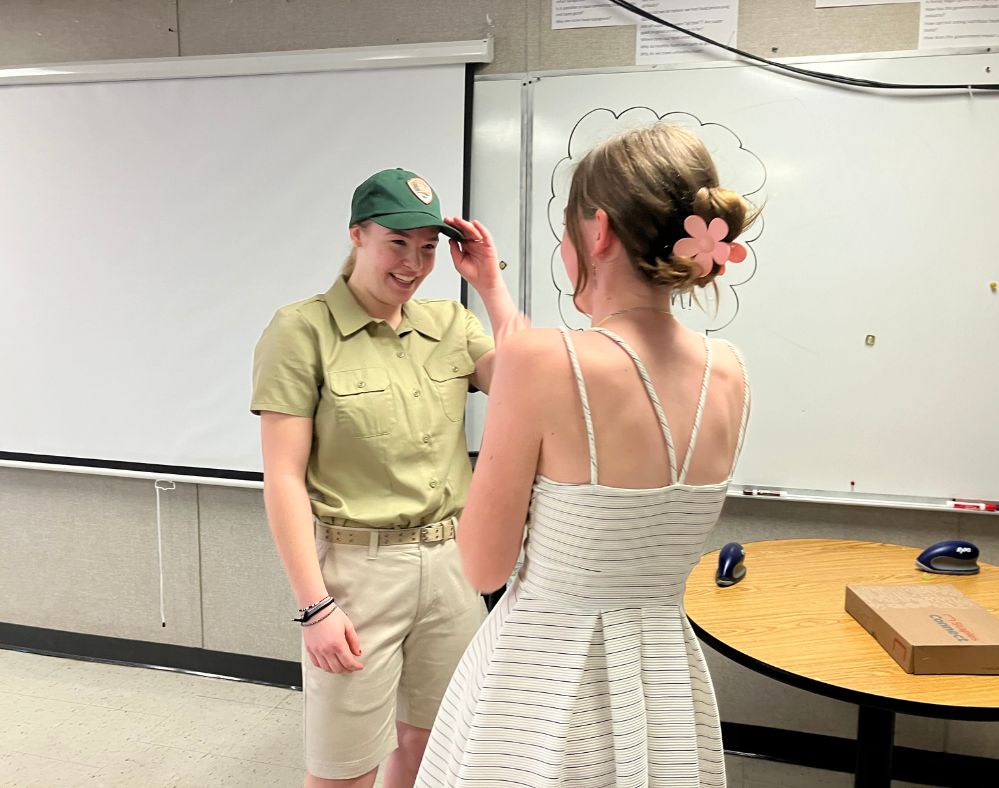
[451,365,459,373]
[413,390,421,398]
[397,351,406,358]
[356,381,366,389]
[422,435,431,444]
[429,479,438,489]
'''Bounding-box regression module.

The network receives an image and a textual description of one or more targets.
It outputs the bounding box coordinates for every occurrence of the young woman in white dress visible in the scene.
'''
[416,123,757,787]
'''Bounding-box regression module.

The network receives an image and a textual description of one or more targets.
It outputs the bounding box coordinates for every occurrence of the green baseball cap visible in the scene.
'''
[349,168,463,241]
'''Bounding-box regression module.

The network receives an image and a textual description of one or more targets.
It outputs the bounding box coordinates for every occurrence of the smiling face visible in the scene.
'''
[348,221,440,308]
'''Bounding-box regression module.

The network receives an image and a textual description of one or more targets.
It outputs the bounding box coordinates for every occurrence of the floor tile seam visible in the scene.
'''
[0,746,99,770]
[133,734,215,757]
[214,749,304,770]
[0,688,179,717]
[188,691,291,710]
[106,741,212,759]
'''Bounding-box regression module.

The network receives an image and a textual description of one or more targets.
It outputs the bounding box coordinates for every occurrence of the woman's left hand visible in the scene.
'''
[445,217,503,294]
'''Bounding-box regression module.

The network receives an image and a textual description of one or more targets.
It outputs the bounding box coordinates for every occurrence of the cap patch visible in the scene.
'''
[407,177,434,205]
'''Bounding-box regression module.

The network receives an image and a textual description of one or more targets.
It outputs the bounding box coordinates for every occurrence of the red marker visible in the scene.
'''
[948,500,998,512]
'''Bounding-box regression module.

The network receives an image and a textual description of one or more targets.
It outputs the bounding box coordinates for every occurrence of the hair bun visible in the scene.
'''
[564,124,759,304]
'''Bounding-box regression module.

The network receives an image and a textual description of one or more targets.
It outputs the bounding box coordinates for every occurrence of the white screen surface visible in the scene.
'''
[525,54,999,500]
[0,64,467,474]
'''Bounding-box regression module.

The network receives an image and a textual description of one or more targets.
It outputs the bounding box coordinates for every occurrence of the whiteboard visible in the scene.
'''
[525,52,999,500]
[0,64,467,475]
[466,78,523,451]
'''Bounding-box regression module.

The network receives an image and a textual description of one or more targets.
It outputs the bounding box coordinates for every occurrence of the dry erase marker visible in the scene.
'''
[951,499,998,511]
[742,489,787,497]
[948,500,998,512]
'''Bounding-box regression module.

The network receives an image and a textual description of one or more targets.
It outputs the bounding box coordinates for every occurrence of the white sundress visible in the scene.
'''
[416,327,750,787]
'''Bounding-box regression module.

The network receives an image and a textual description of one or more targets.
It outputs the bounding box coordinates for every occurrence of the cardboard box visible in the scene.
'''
[845,584,999,675]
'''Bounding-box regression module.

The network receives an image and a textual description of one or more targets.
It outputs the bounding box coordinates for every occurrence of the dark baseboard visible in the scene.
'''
[0,622,299,687]
[723,722,997,787]
[1,623,995,786]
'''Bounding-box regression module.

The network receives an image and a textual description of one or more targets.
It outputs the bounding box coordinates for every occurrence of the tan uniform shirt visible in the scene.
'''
[252,275,493,527]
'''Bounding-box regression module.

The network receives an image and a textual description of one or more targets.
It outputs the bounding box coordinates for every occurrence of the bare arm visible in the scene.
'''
[466,305,530,395]
[445,216,530,394]
[458,331,545,591]
[260,411,363,672]
[260,412,328,608]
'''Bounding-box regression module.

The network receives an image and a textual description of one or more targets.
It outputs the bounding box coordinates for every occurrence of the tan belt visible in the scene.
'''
[316,515,458,547]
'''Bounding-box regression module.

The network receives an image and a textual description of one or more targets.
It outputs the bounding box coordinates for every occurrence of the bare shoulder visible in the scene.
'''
[492,329,573,404]
[708,338,749,395]
[497,327,568,365]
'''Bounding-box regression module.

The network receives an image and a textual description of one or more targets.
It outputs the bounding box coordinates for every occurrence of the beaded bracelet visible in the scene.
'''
[293,595,335,623]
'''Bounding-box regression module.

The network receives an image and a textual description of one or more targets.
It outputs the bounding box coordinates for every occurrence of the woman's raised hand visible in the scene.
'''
[445,217,503,294]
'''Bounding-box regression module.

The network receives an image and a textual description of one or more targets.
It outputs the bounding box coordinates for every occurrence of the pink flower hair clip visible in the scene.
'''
[672,215,747,277]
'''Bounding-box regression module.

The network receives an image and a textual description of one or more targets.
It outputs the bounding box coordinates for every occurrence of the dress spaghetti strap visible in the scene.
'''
[677,336,712,485]
[559,328,599,485]
[590,327,684,485]
[718,339,752,475]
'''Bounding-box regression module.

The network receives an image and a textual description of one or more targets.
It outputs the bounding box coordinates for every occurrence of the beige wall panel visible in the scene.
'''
[197,484,299,662]
[533,0,636,72]
[737,0,920,59]
[0,0,177,66]
[0,467,202,646]
[178,0,528,75]
[961,517,999,572]
[531,0,921,73]
[0,1,924,74]
[708,497,963,553]
[703,643,949,751]
[943,719,999,758]
[702,640,858,736]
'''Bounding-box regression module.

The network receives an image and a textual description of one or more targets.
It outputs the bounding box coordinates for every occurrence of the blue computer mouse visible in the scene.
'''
[716,542,746,587]
[915,540,980,575]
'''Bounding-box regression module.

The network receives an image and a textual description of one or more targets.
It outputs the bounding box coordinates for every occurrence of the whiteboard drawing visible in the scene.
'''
[545,108,767,333]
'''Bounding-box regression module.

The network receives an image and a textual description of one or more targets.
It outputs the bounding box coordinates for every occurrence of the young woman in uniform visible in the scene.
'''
[252,168,522,788]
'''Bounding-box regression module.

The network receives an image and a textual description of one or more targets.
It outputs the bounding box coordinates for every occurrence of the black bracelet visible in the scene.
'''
[301,604,338,627]
[293,596,335,623]
[298,595,332,614]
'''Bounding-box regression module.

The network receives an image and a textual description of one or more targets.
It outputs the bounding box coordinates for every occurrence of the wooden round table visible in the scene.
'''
[685,539,999,787]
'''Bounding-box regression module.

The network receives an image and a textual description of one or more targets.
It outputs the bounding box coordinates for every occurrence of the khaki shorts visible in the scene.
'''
[303,529,485,780]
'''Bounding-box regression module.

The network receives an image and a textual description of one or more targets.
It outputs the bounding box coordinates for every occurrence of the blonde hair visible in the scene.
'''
[565,124,757,305]
[340,220,371,279]
[341,247,358,278]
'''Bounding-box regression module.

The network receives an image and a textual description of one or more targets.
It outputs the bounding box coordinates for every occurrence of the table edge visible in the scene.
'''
[688,617,999,722]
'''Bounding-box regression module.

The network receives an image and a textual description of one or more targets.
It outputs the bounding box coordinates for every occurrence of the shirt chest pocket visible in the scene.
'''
[425,350,475,423]
[327,367,395,438]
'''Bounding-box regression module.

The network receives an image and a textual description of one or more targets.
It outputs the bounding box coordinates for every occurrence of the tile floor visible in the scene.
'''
[0,648,933,787]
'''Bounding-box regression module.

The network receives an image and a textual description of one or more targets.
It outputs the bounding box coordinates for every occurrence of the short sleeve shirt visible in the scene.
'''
[251,275,493,527]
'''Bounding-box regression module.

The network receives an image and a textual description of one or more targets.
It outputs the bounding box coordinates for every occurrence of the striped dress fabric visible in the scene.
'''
[416,328,750,787]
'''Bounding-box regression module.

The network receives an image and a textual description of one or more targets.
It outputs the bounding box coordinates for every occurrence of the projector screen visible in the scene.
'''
[0,63,468,477]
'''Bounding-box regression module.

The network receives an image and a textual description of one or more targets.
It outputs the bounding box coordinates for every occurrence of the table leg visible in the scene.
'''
[854,705,895,788]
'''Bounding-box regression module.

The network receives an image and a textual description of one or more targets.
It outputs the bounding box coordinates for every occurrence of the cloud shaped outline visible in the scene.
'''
[545,108,767,334]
